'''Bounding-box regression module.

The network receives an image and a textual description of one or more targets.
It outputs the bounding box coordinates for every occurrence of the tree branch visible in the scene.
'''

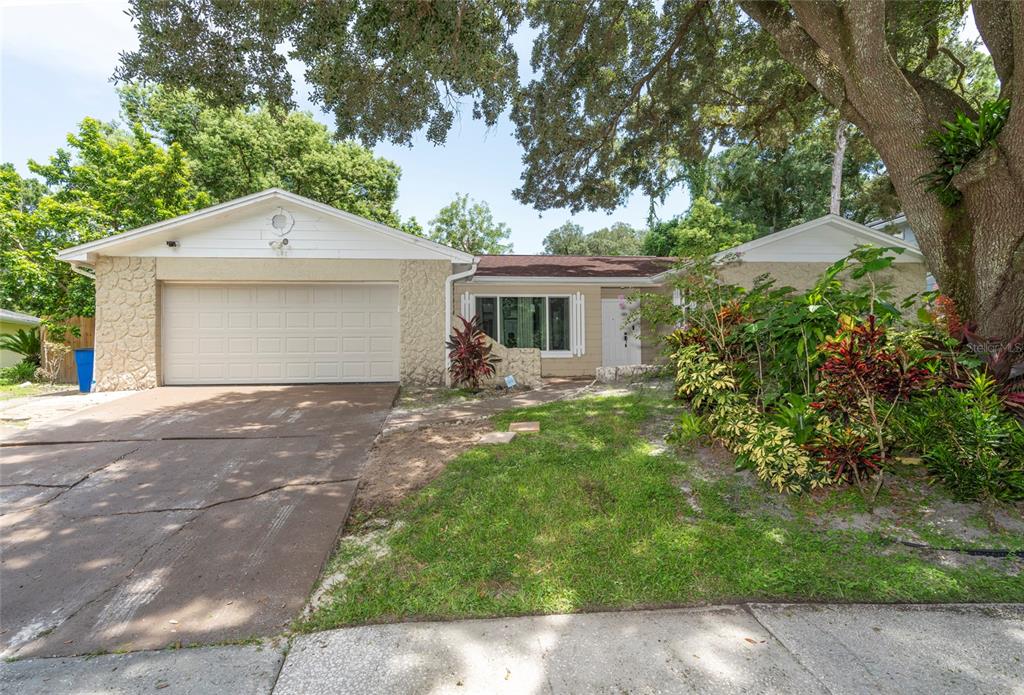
[998,0,1024,165]
[738,1,848,112]
[973,0,1015,91]
[580,0,708,163]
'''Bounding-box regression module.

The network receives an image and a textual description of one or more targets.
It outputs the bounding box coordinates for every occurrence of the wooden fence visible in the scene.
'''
[41,316,95,384]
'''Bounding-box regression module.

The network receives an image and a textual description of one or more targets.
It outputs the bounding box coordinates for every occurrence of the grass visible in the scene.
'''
[301,392,1024,631]
[0,382,69,401]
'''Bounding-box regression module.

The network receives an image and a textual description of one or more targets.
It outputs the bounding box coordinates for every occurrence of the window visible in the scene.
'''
[548,297,569,350]
[474,295,571,353]
[476,296,497,338]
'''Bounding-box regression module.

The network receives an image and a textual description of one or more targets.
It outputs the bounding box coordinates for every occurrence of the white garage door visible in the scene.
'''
[161,283,399,384]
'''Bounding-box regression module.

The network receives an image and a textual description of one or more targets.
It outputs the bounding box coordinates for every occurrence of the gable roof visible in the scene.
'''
[57,188,475,265]
[0,309,41,326]
[474,255,674,279]
[716,214,924,262]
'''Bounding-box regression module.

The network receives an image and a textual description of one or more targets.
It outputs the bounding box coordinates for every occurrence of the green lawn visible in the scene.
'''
[302,392,1024,631]
[0,382,68,401]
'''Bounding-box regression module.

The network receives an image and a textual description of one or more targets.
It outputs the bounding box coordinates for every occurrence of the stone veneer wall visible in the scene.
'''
[483,339,542,389]
[399,259,451,385]
[93,256,159,391]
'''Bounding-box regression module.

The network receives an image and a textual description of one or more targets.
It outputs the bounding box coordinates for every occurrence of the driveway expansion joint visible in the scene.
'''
[64,477,361,519]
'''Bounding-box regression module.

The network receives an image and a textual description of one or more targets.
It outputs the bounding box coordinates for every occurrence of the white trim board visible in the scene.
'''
[463,275,661,285]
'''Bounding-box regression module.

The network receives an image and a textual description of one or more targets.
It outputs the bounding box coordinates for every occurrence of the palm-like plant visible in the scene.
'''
[446,315,500,390]
[0,327,41,366]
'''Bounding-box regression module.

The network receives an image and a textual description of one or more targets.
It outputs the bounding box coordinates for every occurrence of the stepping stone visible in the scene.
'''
[478,431,517,444]
[508,421,540,433]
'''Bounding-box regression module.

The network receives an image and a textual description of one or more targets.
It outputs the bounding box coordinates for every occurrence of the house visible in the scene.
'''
[715,214,927,297]
[57,191,928,391]
[453,255,674,385]
[867,213,938,290]
[0,309,41,368]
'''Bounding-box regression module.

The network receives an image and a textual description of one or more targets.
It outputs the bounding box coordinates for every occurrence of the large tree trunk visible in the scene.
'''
[741,0,1024,340]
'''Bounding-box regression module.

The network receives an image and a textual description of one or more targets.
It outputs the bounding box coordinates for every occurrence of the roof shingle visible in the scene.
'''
[474,255,673,278]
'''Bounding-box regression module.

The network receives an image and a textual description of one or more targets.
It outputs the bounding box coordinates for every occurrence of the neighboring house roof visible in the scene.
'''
[0,309,41,326]
[867,213,909,231]
[57,188,475,265]
[471,255,674,283]
[716,214,925,263]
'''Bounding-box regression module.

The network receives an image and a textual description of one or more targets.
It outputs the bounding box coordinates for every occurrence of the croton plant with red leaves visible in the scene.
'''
[806,428,882,485]
[811,315,936,494]
[814,315,935,412]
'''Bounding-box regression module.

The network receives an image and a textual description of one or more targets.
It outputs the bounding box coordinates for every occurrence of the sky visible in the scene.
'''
[0,0,689,253]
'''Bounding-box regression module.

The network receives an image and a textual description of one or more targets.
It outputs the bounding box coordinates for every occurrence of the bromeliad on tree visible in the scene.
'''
[446,315,501,391]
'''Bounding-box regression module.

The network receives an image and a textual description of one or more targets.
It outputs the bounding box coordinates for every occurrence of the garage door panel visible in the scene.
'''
[314,362,340,378]
[370,362,395,378]
[257,312,283,329]
[198,338,225,354]
[228,338,254,354]
[162,283,399,384]
[285,337,310,353]
[316,337,341,353]
[369,312,394,328]
[228,312,252,329]
[286,312,310,328]
[256,337,283,353]
[313,312,338,329]
[256,363,282,378]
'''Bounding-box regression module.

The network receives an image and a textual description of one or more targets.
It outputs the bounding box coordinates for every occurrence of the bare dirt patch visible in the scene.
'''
[354,421,494,514]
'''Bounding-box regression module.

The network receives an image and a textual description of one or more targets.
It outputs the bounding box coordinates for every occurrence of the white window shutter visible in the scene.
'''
[460,292,473,319]
[572,292,586,356]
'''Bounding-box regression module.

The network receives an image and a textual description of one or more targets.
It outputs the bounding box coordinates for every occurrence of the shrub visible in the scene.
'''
[33,340,71,384]
[0,360,37,385]
[446,315,500,391]
[768,393,818,445]
[674,344,830,493]
[0,327,41,366]
[805,420,880,486]
[900,375,1024,502]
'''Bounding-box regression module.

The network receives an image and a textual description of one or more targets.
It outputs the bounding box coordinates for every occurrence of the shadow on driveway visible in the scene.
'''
[0,384,397,658]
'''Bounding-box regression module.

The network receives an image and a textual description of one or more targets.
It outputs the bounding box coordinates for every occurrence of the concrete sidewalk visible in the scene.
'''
[3,603,1021,694]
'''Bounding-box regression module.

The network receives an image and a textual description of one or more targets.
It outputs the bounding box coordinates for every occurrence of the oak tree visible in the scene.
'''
[119,0,1024,337]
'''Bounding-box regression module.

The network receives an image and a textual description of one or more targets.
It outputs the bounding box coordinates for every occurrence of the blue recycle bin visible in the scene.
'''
[74,348,94,393]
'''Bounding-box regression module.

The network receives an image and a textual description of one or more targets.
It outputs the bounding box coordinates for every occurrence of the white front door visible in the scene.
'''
[601,298,642,367]
[161,283,399,384]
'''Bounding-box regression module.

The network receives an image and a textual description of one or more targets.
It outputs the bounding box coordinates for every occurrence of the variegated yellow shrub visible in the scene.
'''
[674,344,831,493]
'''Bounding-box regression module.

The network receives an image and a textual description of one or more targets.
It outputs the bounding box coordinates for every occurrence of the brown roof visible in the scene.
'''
[474,255,674,278]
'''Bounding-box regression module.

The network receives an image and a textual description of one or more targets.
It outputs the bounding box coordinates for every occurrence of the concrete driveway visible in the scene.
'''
[0,384,397,659]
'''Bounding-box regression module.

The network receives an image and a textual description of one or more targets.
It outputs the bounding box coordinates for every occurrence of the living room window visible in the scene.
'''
[474,295,572,354]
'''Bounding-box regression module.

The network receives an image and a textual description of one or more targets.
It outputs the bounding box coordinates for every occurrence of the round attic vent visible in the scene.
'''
[270,207,294,236]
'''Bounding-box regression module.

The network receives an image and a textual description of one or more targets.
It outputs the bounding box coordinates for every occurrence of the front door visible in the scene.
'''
[601,298,642,367]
